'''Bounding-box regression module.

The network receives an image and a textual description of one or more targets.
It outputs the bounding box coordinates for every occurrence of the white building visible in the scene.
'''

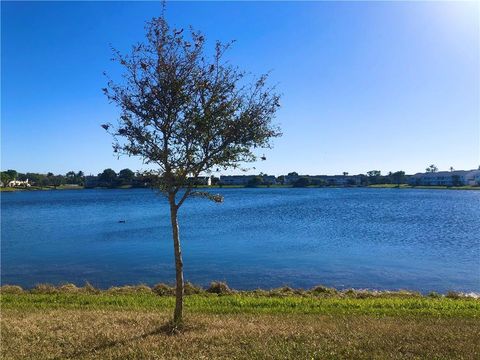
[8,179,31,187]
[408,170,480,186]
[474,172,480,186]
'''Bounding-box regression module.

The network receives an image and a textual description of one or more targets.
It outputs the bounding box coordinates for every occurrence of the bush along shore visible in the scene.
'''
[1,281,479,298]
[2,282,480,359]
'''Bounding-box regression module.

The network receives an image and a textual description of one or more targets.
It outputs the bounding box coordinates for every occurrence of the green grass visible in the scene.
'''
[0,185,85,192]
[2,292,479,318]
[368,184,409,188]
[412,185,480,190]
[0,187,19,192]
[368,184,480,190]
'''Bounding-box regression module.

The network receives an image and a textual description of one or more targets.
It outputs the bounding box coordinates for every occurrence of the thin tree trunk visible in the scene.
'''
[169,194,184,326]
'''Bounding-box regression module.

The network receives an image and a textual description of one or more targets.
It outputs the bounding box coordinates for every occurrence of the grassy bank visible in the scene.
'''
[0,184,84,192]
[368,184,480,190]
[2,292,479,317]
[2,285,479,359]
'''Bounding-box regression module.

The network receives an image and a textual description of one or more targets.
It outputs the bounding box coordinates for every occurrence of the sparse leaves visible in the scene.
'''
[103,16,281,207]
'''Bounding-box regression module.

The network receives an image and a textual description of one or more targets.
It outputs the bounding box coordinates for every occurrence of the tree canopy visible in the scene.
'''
[103,17,281,204]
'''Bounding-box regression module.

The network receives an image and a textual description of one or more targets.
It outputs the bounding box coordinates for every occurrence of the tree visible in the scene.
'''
[342,172,349,176]
[367,170,381,177]
[98,168,117,186]
[25,172,46,186]
[76,171,85,186]
[366,170,381,185]
[51,175,64,189]
[118,168,135,185]
[425,164,438,173]
[66,171,76,179]
[1,171,13,186]
[292,177,310,187]
[246,176,263,188]
[103,16,280,327]
[390,171,405,187]
[1,169,18,185]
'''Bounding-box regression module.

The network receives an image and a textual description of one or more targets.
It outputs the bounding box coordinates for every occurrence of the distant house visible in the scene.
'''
[474,172,480,186]
[408,170,480,186]
[283,174,362,186]
[324,175,362,186]
[260,176,277,185]
[7,179,31,187]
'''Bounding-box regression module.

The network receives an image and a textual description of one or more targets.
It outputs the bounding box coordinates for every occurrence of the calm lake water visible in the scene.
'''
[1,188,479,293]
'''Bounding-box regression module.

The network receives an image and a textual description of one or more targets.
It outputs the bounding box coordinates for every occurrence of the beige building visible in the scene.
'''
[408,170,480,186]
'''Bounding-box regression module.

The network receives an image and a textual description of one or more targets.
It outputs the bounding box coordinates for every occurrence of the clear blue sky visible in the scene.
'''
[2,1,479,176]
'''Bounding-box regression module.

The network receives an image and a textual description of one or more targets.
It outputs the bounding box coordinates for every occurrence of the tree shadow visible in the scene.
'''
[61,320,201,359]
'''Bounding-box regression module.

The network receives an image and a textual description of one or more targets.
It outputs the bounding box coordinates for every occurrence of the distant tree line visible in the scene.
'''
[277,170,407,188]
[0,168,158,188]
[0,170,84,188]
[0,169,408,188]
[365,170,406,186]
[91,168,153,188]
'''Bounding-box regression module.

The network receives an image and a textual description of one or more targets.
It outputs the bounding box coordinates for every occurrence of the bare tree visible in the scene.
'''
[102,17,281,327]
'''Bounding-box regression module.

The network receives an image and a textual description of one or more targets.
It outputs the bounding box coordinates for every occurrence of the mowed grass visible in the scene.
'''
[2,287,480,359]
[2,292,480,317]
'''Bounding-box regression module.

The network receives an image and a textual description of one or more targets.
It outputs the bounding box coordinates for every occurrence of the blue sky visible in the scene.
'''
[2,1,479,176]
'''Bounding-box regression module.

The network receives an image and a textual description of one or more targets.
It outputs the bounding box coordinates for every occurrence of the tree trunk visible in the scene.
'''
[169,194,184,326]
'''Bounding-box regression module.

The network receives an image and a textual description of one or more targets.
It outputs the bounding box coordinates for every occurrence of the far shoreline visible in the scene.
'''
[2,184,479,192]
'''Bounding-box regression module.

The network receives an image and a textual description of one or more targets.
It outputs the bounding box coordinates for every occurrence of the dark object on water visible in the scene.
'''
[118,220,126,223]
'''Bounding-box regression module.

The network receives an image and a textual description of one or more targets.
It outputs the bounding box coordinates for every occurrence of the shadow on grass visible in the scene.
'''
[61,319,203,359]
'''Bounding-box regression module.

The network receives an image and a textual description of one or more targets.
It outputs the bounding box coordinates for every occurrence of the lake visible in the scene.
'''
[1,188,479,293]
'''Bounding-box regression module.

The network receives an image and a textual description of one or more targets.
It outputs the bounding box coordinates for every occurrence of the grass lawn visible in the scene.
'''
[2,288,479,359]
[367,184,480,190]
[0,185,84,192]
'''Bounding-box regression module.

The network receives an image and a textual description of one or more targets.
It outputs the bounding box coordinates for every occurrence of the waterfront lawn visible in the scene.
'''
[2,291,479,359]
[367,184,480,190]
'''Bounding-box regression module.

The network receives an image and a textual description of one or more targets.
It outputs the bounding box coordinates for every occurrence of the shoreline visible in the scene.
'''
[2,184,479,192]
[2,282,478,298]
